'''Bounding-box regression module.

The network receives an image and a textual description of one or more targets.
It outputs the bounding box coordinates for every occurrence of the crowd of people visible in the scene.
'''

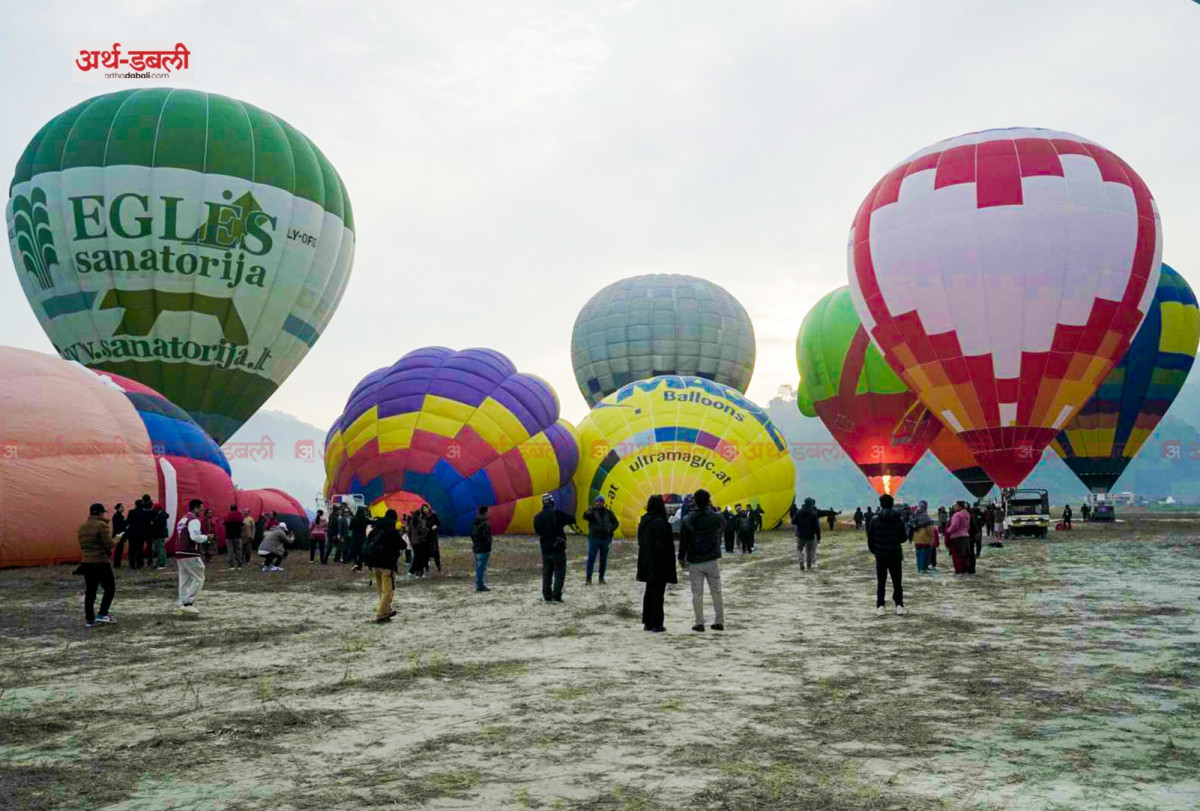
[75,486,1078,633]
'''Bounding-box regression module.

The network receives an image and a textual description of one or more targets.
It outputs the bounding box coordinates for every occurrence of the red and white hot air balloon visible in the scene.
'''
[848,128,1161,487]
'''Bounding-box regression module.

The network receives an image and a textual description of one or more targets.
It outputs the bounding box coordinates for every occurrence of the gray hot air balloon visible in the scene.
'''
[571,274,756,407]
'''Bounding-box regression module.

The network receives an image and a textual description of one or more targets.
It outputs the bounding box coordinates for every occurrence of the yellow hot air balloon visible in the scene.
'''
[573,376,794,537]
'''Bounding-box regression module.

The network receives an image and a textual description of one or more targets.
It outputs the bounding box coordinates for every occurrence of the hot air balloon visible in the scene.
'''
[928,428,995,499]
[573,376,794,536]
[6,89,355,444]
[571,274,755,407]
[0,347,159,567]
[92,370,238,552]
[0,347,237,567]
[324,348,579,536]
[237,487,310,541]
[796,287,941,495]
[848,128,1161,487]
[1052,264,1199,493]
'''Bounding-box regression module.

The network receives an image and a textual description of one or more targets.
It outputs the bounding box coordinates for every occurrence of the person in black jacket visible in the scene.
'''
[722,507,738,554]
[532,494,575,603]
[792,497,821,570]
[854,506,864,530]
[422,505,442,575]
[471,506,493,592]
[349,507,370,571]
[582,496,619,585]
[637,495,677,633]
[867,494,907,616]
[369,510,406,623]
[679,489,726,632]
[110,504,127,568]
[125,496,153,570]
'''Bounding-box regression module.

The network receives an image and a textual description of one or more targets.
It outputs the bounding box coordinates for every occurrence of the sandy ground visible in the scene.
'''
[2,514,1199,810]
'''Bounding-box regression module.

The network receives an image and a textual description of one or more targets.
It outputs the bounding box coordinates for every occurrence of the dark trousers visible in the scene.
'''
[309,538,325,562]
[642,582,666,629]
[112,537,125,567]
[739,534,754,553]
[724,533,735,554]
[874,553,903,607]
[541,552,566,600]
[930,546,937,567]
[127,536,144,569]
[429,543,442,572]
[409,546,430,576]
[82,563,115,622]
[262,553,284,567]
[586,539,610,582]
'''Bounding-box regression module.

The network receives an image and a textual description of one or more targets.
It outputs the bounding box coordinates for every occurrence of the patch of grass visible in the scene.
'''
[552,685,589,701]
[339,657,529,692]
[0,713,74,746]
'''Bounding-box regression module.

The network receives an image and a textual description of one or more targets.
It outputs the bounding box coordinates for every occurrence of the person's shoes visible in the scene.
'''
[799,565,805,571]
[85,620,96,628]
[650,627,666,633]
[374,614,392,623]
[474,586,491,592]
[895,605,906,616]
[541,597,552,604]
[96,614,116,624]
[711,623,724,631]
[262,565,269,571]
[387,609,397,619]
[692,624,705,632]
[876,606,887,617]
[598,578,606,585]
[273,566,284,572]
[585,579,592,585]
[552,597,564,603]
[176,604,200,614]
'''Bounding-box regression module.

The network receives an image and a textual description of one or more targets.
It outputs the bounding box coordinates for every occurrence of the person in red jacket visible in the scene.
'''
[222,504,246,568]
[944,501,972,576]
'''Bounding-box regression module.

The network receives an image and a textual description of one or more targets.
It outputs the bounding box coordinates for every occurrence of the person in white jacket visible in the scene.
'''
[175,498,211,613]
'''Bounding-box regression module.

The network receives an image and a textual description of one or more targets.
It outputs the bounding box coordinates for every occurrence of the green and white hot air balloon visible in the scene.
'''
[6,89,355,443]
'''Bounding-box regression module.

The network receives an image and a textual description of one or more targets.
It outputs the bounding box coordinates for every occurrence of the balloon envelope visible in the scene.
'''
[796,287,940,495]
[325,348,579,535]
[848,128,1161,487]
[237,487,310,541]
[0,347,159,567]
[928,428,995,499]
[7,89,356,443]
[1052,264,1199,492]
[573,376,794,537]
[571,274,755,407]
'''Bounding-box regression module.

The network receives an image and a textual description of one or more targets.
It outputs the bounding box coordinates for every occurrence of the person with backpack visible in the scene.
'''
[792,497,821,570]
[636,495,676,633]
[363,510,406,622]
[471,506,494,592]
[679,489,725,632]
[736,506,756,554]
[583,496,619,585]
[909,500,938,573]
[175,498,211,613]
[867,494,908,616]
[533,494,575,603]
[77,503,116,627]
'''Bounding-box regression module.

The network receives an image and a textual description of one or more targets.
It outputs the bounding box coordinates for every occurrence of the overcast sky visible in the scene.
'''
[3,0,1199,432]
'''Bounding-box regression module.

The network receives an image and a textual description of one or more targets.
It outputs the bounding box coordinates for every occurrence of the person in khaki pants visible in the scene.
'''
[678,489,726,632]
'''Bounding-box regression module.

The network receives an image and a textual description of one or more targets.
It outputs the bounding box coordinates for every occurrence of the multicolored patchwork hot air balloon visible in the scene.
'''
[324,348,579,536]
[89,369,237,552]
[571,274,755,407]
[928,428,995,499]
[796,287,940,495]
[6,89,355,443]
[573,376,794,537]
[1052,264,1199,493]
[848,128,1161,487]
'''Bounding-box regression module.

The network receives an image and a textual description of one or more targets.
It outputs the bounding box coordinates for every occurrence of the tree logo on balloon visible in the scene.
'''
[9,187,59,291]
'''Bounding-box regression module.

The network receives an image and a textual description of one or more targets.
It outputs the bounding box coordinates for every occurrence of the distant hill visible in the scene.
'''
[222,411,328,513]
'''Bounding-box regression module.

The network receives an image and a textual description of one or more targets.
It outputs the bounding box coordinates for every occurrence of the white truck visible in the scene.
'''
[1001,488,1051,539]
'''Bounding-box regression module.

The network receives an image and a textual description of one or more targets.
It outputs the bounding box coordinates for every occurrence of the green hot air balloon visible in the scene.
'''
[571,274,755,407]
[796,286,940,496]
[6,89,355,443]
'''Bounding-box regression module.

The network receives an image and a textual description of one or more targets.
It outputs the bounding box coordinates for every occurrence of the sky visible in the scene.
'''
[2,0,1199,432]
